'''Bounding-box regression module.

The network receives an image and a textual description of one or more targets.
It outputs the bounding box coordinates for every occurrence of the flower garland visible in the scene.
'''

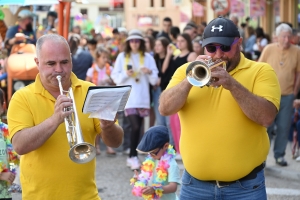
[130,145,176,200]
[0,122,19,174]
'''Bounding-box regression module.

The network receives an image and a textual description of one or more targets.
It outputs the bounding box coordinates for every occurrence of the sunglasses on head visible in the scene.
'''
[130,39,141,43]
[205,38,239,53]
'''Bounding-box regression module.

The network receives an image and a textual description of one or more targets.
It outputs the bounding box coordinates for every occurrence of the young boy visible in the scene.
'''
[0,88,20,199]
[130,125,181,200]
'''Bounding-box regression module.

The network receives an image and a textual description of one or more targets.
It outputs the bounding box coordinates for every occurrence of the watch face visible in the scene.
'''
[211,0,230,15]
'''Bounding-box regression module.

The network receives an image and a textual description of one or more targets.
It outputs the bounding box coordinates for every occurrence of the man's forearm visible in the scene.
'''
[12,117,59,155]
[230,80,277,127]
[101,124,123,148]
[159,79,192,116]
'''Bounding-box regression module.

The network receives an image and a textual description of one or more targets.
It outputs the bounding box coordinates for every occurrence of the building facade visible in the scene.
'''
[124,0,193,32]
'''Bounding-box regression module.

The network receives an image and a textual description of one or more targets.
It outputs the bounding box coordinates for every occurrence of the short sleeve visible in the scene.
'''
[167,159,181,185]
[7,90,35,141]
[166,62,190,90]
[86,68,93,78]
[252,63,281,110]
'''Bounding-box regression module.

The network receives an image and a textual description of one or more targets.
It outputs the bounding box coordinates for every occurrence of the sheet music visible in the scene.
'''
[82,86,131,120]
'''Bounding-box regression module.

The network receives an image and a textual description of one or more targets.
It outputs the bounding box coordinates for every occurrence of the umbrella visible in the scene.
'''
[0,0,58,5]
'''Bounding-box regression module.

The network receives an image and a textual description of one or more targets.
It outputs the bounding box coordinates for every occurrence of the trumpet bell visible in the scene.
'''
[186,59,226,87]
[69,143,96,164]
[186,60,211,87]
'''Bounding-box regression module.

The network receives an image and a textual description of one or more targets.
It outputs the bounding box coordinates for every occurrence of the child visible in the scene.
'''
[0,88,20,199]
[130,125,181,200]
[86,46,116,156]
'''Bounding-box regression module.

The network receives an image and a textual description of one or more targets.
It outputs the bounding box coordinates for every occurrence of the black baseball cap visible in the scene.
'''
[202,16,240,47]
[136,126,169,153]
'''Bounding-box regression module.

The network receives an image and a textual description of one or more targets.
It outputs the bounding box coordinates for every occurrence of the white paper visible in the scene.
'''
[82,86,131,121]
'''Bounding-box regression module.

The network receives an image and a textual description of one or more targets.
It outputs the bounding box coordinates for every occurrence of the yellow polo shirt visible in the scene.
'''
[167,53,280,181]
[8,73,101,200]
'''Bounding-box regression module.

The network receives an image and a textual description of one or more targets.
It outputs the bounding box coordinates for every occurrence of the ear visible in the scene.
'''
[238,37,243,46]
[164,142,169,149]
[34,57,40,70]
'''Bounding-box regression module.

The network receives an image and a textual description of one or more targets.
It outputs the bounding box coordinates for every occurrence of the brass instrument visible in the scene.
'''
[56,75,96,164]
[186,58,226,87]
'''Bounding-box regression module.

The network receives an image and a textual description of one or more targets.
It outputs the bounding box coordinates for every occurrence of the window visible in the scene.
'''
[133,0,136,7]
[161,0,165,7]
[150,0,154,7]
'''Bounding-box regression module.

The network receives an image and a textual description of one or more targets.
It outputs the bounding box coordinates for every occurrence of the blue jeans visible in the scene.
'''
[180,170,266,200]
[267,94,294,159]
[152,87,174,146]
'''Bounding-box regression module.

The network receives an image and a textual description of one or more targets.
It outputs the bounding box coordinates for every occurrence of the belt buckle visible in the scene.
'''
[216,181,229,188]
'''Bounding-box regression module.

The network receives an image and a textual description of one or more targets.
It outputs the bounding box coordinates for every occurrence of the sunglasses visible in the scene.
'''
[130,39,141,44]
[148,147,162,156]
[205,39,239,53]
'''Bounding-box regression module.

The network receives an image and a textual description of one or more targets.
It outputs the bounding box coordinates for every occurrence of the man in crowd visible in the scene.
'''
[259,23,300,166]
[183,22,198,40]
[7,34,123,199]
[5,10,36,54]
[159,16,280,199]
[156,17,172,42]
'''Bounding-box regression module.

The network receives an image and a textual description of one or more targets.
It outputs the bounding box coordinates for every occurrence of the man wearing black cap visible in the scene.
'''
[159,16,281,199]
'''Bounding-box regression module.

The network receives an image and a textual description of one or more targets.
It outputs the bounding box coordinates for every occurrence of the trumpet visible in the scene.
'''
[186,58,226,87]
[56,75,96,164]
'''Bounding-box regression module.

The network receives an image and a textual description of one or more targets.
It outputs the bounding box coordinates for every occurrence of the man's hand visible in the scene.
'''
[0,172,15,184]
[210,66,236,89]
[100,116,117,130]
[53,95,73,126]
[142,186,155,195]
[293,99,300,109]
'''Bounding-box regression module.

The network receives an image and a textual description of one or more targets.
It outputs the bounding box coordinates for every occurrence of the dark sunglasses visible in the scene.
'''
[149,147,162,156]
[130,39,141,44]
[205,39,239,53]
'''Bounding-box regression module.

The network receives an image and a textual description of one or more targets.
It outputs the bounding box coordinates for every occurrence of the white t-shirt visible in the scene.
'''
[111,52,159,109]
[253,38,268,51]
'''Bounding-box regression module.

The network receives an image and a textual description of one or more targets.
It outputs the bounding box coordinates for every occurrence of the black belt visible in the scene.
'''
[207,162,265,188]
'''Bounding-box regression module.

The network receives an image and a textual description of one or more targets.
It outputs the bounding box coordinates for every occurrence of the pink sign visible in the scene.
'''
[250,0,266,17]
[230,0,245,17]
[192,2,204,17]
[180,11,189,23]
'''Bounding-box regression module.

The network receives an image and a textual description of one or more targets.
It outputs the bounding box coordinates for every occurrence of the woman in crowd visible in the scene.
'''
[253,27,268,60]
[161,33,197,158]
[68,34,93,80]
[111,29,159,170]
[144,35,155,56]
[152,37,170,126]
[192,36,203,56]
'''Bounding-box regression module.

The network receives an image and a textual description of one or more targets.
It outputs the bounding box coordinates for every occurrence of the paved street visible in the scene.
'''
[11,145,300,200]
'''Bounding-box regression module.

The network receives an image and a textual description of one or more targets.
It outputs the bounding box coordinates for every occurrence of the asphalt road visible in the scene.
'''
[12,151,300,200]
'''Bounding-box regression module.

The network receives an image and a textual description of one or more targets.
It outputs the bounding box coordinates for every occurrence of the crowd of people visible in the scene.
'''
[0,7,299,200]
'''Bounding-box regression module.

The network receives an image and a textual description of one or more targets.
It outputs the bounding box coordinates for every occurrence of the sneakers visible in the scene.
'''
[123,148,130,155]
[275,157,288,166]
[127,156,141,170]
[296,156,300,162]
